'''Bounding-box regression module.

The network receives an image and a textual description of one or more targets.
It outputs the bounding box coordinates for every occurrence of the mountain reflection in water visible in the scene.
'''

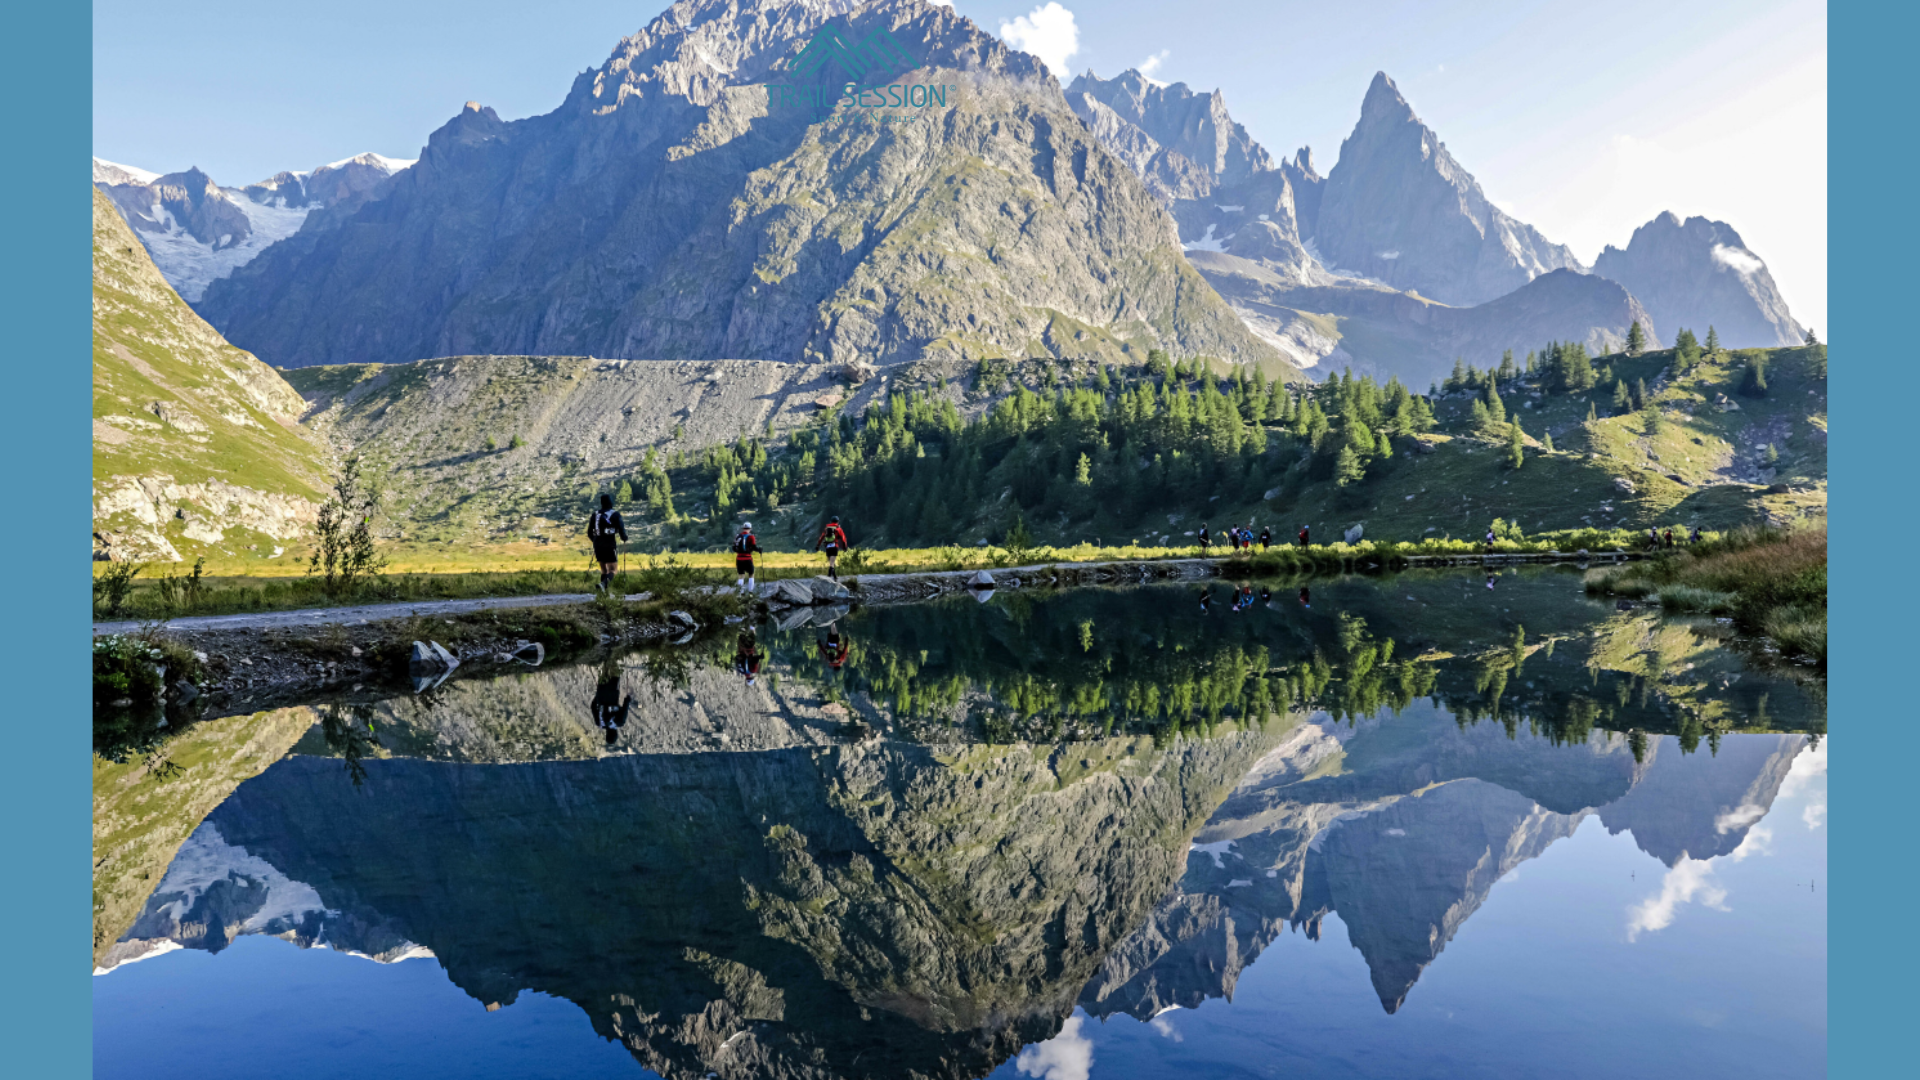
[93,572,1824,1080]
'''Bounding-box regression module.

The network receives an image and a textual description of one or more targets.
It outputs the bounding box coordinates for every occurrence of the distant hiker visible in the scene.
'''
[1298,585,1311,608]
[732,523,761,593]
[1485,528,1497,553]
[1663,529,1675,549]
[591,659,632,748]
[588,493,628,592]
[1198,524,1212,552]
[1690,526,1703,544]
[1259,526,1272,551]
[1646,528,1659,551]
[815,516,852,580]
[1298,526,1309,549]
[819,628,850,672]
[1239,583,1256,610]
[733,630,762,686]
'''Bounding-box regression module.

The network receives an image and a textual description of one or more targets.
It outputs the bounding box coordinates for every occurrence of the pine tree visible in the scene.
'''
[1625,321,1647,355]
[1507,421,1525,468]
[1804,327,1820,346]
[1498,349,1517,381]
[1524,350,1538,375]
[1075,452,1092,485]
[1445,357,1468,394]
[1542,430,1555,453]
[1674,328,1699,352]
[1612,379,1631,412]
[1705,326,1720,352]
[615,479,633,504]
[1645,407,1665,436]
[1764,443,1780,465]
[1634,378,1650,411]
[1740,354,1769,397]
[1471,398,1491,427]
[1334,444,1366,486]
[1586,400,1597,422]
[1484,383,1506,425]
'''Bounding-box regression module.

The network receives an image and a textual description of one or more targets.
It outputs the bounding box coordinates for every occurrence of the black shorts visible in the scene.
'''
[822,545,840,557]
[735,556,754,573]
[592,538,619,563]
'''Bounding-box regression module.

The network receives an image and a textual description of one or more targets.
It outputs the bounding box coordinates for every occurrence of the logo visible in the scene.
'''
[770,23,954,116]
[790,26,919,82]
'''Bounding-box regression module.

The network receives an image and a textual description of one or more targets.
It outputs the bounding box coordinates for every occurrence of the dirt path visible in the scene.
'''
[95,548,1625,638]
[90,592,642,637]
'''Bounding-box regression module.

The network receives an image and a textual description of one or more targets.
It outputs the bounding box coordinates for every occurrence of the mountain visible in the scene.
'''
[196,0,1293,377]
[1314,72,1583,307]
[1592,212,1806,347]
[92,188,331,563]
[1069,69,1650,380]
[1064,69,1274,189]
[92,153,413,302]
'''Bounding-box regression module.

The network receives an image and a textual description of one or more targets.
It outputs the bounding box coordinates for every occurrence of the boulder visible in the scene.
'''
[769,580,814,607]
[429,641,459,669]
[1343,524,1364,544]
[1613,477,1637,495]
[667,610,699,630]
[810,576,852,601]
[968,570,996,589]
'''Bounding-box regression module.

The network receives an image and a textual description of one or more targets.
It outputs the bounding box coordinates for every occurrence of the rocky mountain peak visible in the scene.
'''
[1315,70,1582,306]
[1592,211,1803,347]
[199,0,1289,374]
[1359,70,1414,126]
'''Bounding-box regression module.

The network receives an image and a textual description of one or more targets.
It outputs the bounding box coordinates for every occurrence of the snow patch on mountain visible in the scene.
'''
[93,158,159,185]
[137,198,314,301]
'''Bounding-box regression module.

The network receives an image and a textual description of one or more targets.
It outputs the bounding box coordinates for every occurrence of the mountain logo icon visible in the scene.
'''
[789,25,920,81]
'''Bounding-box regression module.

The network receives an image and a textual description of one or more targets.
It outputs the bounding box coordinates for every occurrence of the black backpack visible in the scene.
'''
[589,510,614,539]
[732,533,754,555]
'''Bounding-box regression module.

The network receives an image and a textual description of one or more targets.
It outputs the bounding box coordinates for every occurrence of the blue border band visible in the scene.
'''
[1831,2,1909,1077]
[0,1,93,1075]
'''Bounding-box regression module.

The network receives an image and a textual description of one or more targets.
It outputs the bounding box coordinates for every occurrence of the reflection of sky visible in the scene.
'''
[992,736,1827,1080]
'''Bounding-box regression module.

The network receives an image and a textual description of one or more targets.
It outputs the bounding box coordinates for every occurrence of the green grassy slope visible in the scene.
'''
[92,188,330,562]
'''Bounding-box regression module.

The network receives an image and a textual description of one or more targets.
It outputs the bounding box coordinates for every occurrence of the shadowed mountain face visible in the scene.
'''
[195,0,1288,376]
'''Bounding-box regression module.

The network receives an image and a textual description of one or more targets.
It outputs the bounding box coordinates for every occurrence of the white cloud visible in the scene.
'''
[1729,822,1773,863]
[1149,1012,1184,1041]
[1139,49,1170,86]
[999,3,1081,78]
[1017,1014,1094,1080]
[927,0,953,6]
[1627,857,1729,941]
[1710,243,1766,275]
[1713,801,1766,835]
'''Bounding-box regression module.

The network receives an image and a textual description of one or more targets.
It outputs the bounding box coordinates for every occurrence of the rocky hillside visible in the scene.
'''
[93,154,411,302]
[91,188,329,562]
[198,0,1291,377]
[1593,212,1807,347]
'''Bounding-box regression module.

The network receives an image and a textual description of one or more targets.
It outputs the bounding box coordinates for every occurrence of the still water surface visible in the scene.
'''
[93,570,1826,1079]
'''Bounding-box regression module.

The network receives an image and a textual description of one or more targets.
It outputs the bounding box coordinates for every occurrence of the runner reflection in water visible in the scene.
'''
[591,657,632,747]
[1198,587,1213,615]
[734,629,763,686]
[818,627,850,673]
[1298,585,1311,608]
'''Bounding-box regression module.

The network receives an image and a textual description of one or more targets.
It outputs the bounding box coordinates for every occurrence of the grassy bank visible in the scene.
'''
[1583,526,1826,666]
[94,528,1662,622]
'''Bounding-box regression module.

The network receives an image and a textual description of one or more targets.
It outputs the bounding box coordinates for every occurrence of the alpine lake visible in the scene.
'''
[92,566,1826,1080]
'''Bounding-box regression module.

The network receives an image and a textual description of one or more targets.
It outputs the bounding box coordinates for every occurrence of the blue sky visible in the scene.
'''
[94,0,1826,332]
